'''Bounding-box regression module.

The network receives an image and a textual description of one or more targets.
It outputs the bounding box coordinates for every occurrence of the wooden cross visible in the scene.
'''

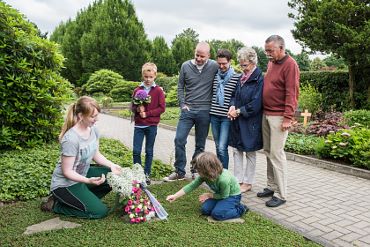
[300,109,312,127]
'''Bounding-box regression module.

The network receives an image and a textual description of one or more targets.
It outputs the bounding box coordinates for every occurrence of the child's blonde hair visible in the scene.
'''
[191,152,223,181]
[59,96,100,141]
[142,62,157,75]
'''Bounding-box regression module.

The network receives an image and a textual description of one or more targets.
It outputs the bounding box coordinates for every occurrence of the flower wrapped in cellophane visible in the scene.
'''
[125,180,156,223]
[106,163,168,223]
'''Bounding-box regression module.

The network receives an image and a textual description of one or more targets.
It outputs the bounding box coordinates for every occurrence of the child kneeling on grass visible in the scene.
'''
[166,152,248,221]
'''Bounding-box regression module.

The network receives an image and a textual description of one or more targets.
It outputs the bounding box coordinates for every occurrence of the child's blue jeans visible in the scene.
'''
[201,194,247,220]
[133,125,158,176]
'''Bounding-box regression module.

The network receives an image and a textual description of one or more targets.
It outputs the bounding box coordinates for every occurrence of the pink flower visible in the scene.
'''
[135,207,141,213]
[124,206,130,212]
[130,218,136,224]
[127,200,133,205]
[136,218,141,223]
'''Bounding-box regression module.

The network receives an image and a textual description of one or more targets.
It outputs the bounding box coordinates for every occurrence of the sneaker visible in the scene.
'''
[163,172,185,182]
[145,175,151,186]
[40,195,55,212]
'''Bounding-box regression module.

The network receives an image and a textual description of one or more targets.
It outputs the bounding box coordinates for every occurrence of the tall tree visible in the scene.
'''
[209,39,245,61]
[323,54,348,70]
[292,51,311,71]
[288,0,370,108]
[151,36,177,76]
[252,46,269,72]
[171,29,198,69]
[174,28,199,47]
[50,0,150,84]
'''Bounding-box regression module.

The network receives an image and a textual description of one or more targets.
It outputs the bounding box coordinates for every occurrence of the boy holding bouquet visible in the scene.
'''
[131,63,166,185]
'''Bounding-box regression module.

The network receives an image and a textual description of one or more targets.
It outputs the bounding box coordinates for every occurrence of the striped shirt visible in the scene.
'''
[210,73,240,116]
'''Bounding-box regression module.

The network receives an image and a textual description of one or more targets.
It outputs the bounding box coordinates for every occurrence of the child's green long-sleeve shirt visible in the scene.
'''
[183,169,241,199]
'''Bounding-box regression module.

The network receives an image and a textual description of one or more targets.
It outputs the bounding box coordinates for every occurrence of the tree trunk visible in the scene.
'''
[348,65,355,109]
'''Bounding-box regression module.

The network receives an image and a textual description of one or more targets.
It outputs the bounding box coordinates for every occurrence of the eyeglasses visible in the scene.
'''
[240,63,250,67]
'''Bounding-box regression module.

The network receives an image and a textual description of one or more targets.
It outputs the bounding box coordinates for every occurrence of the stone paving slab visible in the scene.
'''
[97,114,370,247]
[23,217,81,235]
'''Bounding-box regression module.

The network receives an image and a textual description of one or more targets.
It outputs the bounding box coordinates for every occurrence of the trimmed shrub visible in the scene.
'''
[82,69,124,95]
[155,74,179,93]
[0,2,73,149]
[109,80,139,102]
[165,85,179,107]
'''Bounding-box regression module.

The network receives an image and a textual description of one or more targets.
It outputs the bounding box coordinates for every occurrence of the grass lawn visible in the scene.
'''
[0,181,319,247]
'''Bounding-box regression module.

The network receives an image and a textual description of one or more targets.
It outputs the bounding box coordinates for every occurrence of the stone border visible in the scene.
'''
[286,152,370,180]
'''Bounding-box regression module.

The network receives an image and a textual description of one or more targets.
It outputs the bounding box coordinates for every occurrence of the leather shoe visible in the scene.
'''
[266,196,286,207]
[257,188,274,198]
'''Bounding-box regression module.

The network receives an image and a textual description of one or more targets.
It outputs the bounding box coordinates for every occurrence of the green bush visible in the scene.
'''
[300,71,351,111]
[165,85,179,107]
[100,96,114,108]
[109,80,139,102]
[316,127,370,169]
[298,84,322,115]
[0,138,172,202]
[285,133,323,155]
[155,74,179,93]
[343,110,370,128]
[0,2,73,149]
[82,69,124,95]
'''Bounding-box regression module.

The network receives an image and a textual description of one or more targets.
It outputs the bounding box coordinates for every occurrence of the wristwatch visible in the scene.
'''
[236,109,241,116]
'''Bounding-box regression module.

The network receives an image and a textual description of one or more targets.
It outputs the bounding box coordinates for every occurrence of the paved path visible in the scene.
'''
[97,114,370,247]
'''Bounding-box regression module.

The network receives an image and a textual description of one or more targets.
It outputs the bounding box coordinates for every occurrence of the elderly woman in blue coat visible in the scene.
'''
[227,47,264,193]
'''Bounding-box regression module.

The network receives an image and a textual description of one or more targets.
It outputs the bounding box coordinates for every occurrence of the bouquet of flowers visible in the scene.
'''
[124,180,156,224]
[133,89,151,106]
[107,163,168,223]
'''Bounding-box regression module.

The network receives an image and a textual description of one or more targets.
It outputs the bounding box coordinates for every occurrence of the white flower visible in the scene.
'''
[339,142,348,147]
[106,163,146,197]
[341,132,351,137]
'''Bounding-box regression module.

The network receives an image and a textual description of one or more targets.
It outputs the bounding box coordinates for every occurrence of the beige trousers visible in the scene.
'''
[262,114,288,200]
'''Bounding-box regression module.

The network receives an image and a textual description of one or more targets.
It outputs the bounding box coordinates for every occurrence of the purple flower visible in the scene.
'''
[135,90,148,101]
[133,90,151,105]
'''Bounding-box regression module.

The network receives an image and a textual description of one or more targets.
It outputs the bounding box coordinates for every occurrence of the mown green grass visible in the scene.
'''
[0,181,319,247]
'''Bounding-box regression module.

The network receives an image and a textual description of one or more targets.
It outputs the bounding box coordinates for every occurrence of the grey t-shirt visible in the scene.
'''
[50,126,99,191]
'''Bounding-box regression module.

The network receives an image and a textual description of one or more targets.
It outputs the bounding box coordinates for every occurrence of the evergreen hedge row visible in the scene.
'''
[300,71,368,111]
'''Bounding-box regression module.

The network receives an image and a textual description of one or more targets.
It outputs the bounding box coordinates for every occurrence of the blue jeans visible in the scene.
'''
[210,115,231,169]
[174,109,210,176]
[133,126,158,176]
[201,194,247,220]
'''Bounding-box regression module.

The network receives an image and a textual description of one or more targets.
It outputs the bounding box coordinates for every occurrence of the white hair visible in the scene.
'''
[237,47,258,65]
